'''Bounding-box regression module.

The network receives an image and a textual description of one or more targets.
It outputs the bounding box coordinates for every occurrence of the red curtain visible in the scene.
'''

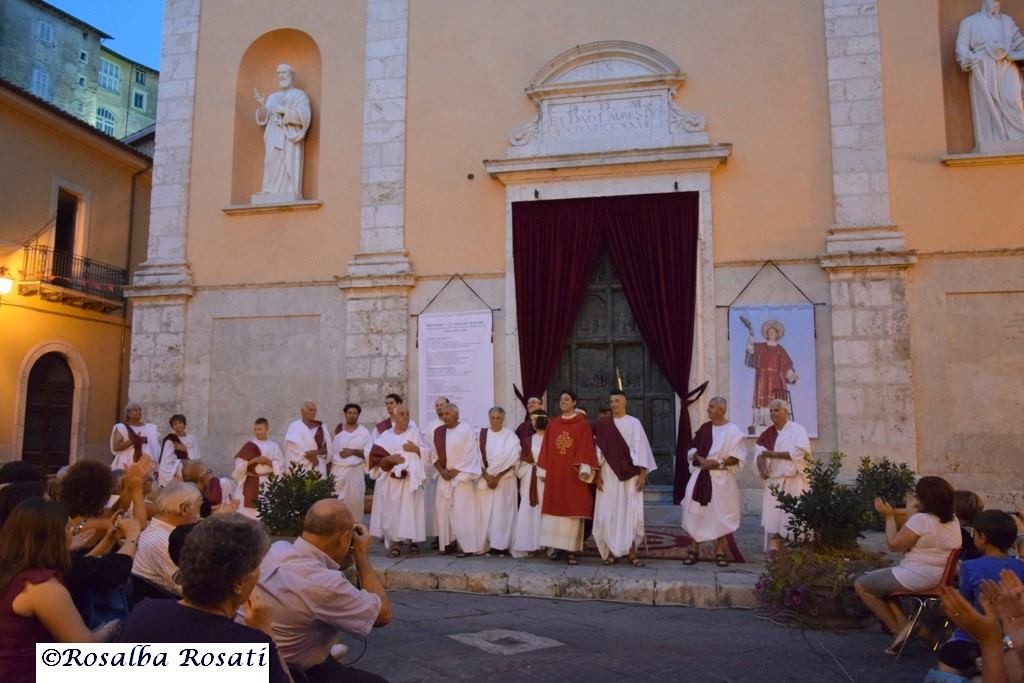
[512,198,602,402]
[601,193,699,504]
[512,192,699,504]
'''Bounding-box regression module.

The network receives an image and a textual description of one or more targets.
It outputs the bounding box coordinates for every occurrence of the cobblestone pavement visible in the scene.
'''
[346,591,933,682]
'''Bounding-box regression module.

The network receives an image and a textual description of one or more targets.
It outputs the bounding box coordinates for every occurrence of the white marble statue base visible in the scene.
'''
[251,191,301,205]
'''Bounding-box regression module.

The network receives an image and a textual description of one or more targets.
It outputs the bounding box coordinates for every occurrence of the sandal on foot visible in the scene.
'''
[715,554,729,568]
[682,551,699,566]
[408,544,420,556]
[566,554,579,566]
[387,547,401,558]
[628,556,645,568]
[602,557,616,566]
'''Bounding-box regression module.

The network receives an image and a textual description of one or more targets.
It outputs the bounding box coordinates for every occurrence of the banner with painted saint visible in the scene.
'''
[728,304,818,438]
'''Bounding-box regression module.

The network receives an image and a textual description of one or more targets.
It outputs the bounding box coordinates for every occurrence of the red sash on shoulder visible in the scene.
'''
[369,444,392,471]
[204,477,223,507]
[162,433,189,460]
[478,428,490,470]
[433,425,448,469]
[376,418,392,435]
[593,419,644,482]
[234,441,263,508]
[118,422,146,462]
[756,425,779,451]
[312,422,325,451]
[690,421,714,506]
[334,423,345,436]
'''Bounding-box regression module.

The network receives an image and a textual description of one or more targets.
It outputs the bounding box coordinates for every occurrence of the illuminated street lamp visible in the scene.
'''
[0,265,13,296]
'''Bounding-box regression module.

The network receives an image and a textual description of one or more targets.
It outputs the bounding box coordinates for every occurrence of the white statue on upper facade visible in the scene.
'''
[955,0,1024,152]
[253,64,311,203]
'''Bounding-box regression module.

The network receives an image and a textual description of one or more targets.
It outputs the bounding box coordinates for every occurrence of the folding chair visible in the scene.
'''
[889,548,961,660]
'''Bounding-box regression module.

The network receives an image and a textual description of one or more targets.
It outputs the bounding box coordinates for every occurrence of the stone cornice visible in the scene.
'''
[818,249,918,272]
[124,259,194,301]
[484,144,731,184]
[941,151,1024,167]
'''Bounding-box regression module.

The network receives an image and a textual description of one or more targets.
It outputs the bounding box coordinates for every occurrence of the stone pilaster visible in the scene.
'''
[820,254,917,467]
[820,0,918,468]
[124,0,200,419]
[340,0,413,415]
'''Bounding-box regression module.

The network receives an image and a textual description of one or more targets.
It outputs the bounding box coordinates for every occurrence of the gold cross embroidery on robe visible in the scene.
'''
[556,430,573,455]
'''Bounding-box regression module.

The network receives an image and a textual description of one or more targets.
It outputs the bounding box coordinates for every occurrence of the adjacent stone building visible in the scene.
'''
[0,0,159,138]
[117,0,1024,508]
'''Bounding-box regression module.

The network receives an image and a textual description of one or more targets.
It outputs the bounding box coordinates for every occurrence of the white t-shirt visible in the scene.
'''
[891,512,962,591]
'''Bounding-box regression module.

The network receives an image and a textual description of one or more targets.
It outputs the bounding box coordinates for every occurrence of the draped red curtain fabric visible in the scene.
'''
[512,198,602,402]
[601,192,699,504]
[512,192,699,503]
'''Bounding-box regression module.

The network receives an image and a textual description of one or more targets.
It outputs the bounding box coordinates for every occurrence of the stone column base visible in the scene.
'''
[337,267,414,419]
[820,249,918,469]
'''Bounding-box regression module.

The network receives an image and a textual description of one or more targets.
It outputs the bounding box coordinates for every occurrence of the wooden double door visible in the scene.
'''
[546,250,677,485]
[22,352,74,473]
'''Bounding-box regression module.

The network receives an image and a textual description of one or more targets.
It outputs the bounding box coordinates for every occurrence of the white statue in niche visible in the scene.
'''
[252,64,311,203]
[956,0,1024,152]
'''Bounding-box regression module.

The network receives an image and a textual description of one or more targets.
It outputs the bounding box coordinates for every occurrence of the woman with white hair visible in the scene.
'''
[110,401,160,471]
[131,481,202,596]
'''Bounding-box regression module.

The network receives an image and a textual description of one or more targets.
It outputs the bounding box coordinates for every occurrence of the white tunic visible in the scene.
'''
[476,427,521,552]
[593,415,657,559]
[511,433,546,558]
[330,425,372,523]
[367,426,427,545]
[681,422,747,543]
[284,419,329,477]
[421,418,443,538]
[231,438,284,519]
[110,422,159,471]
[157,433,200,487]
[757,420,811,547]
[432,422,483,554]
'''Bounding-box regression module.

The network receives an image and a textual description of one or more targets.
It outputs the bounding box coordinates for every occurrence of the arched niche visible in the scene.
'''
[232,29,321,205]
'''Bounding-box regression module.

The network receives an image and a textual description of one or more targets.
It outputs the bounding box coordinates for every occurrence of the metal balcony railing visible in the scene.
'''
[22,245,126,301]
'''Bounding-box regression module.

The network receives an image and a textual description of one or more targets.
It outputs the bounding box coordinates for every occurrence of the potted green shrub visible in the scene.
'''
[854,456,916,531]
[756,452,888,627]
[255,463,336,538]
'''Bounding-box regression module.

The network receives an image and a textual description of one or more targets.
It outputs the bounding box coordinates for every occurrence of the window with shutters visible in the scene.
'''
[30,68,50,100]
[96,107,116,136]
[99,58,120,93]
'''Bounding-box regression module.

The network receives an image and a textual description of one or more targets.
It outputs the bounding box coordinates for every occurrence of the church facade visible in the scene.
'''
[127,0,1024,508]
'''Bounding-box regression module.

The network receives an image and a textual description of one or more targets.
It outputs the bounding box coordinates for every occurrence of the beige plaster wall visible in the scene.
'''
[0,100,146,268]
[878,0,1024,254]
[186,1,365,286]
[908,253,1024,508]
[404,0,835,276]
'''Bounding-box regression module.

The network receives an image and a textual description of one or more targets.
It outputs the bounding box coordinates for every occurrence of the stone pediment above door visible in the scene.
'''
[488,40,729,177]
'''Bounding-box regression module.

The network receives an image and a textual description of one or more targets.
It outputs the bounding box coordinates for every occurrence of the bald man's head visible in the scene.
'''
[303,498,353,538]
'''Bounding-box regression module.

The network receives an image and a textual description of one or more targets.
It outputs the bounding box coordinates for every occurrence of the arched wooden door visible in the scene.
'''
[22,352,74,473]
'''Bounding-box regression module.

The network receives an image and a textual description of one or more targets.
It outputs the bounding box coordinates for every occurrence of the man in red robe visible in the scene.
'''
[745,319,797,432]
[537,389,598,565]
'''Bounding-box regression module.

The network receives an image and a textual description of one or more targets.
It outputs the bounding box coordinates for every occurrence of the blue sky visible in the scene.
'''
[47,0,164,70]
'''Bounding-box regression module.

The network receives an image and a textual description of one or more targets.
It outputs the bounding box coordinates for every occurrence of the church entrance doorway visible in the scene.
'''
[546,249,677,485]
[22,352,74,473]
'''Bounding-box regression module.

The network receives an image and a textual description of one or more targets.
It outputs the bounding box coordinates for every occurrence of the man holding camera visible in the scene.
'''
[253,498,391,682]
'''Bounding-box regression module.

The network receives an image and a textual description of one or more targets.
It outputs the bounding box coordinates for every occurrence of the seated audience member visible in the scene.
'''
[940,568,1024,683]
[59,459,150,627]
[120,514,290,683]
[0,499,119,683]
[937,509,1024,677]
[132,482,201,596]
[854,476,962,653]
[254,498,391,683]
[955,490,984,562]
[0,480,47,529]
[0,461,46,486]
[182,460,238,517]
